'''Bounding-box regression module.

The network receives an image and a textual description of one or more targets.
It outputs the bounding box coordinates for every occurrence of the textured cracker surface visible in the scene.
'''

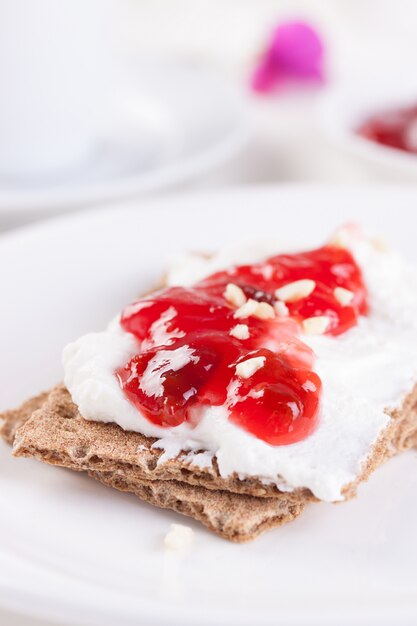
[6,383,417,501]
[0,391,49,445]
[1,381,417,540]
[0,387,303,541]
[89,471,304,542]
[7,385,303,500]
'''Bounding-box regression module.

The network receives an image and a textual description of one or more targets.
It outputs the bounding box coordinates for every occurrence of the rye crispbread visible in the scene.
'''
[0,391,49,446]
[4,382,417,507]
[0,386,304,541]
[89,471,304,542]
[3,253,417,542]
[1,377,416,541]
[8,384,303,501]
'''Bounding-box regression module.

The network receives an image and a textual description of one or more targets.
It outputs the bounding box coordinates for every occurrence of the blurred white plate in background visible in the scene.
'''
[0,186,416,626]
[319,78,417,182]
[0,60,249,213]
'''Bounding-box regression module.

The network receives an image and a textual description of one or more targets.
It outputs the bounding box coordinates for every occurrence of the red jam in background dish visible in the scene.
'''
[357,105,417,153]
[116,244,367,446]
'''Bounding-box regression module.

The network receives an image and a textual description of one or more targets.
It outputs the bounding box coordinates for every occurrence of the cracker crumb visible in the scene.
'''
[275,279,316,303]
[224,283,247,308]
[334,286,354,306]
[164,523,194,551]
[235,356,266,379]
[230,324,250,340]
[302,316,330,335]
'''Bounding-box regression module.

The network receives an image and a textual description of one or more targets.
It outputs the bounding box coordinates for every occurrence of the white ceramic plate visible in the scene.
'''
[319,78,417,181]
[0,186,416,626]
[0,60,249,214]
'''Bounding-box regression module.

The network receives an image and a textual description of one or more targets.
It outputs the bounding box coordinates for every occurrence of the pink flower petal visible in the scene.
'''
[251,20,325,94]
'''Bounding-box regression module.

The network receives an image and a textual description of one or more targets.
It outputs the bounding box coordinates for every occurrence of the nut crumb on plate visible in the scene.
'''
[164,523,194,551]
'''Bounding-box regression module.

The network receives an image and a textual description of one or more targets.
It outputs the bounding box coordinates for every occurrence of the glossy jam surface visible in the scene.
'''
[357,105,417,153]
[116,244,367,445]
[198,245,367,336]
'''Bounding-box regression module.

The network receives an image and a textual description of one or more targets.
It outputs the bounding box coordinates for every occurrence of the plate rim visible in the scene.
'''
[0,62,250,214]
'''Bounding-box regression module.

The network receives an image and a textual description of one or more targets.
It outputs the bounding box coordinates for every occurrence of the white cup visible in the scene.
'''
[0,0,115,178]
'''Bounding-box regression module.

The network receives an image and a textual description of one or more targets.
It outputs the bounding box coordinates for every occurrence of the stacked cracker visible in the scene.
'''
[1,381,416,542]
[0,386,304,541]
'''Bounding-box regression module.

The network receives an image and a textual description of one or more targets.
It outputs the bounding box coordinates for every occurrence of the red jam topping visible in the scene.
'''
[116,244,367,445]
[357,105,417,154]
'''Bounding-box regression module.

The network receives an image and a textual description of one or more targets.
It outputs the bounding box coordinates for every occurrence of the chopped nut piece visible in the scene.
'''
[224,283,247,308]
[164,523,194,551]
[302,316,330,335]
[334,286,354,306]
[275,279,316,303]
[234,298,275,321]
[274,301,289,316]
[235,356,266,379]
[329,226,353,248]
[230,324,250,340]
[252,302,275,320]
[371,237,389,253]
[234,298,259,319]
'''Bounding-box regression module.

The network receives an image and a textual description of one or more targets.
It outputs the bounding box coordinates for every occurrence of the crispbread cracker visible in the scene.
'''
[6,383,417,503]
[9,384,304,500]
[344,384,417,498]
[89,471,304,542]
[0,388,304,541]
[0,391,49,445]
[1,380,417,540]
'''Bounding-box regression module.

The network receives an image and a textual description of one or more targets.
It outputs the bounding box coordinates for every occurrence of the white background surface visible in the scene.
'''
[0,187,416,626]
[3,0,417,233]
[0,60,250,214]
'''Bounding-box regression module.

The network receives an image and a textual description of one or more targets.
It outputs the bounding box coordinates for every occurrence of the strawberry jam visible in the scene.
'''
[357,105,417,154]
[198,245,367,336]
[116,244,367,445]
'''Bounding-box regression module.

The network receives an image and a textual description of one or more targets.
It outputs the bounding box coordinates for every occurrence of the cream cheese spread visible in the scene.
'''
[63,233,417,501]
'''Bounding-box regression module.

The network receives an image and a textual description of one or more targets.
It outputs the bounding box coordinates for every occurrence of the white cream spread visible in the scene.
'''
[62,233,417,502]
